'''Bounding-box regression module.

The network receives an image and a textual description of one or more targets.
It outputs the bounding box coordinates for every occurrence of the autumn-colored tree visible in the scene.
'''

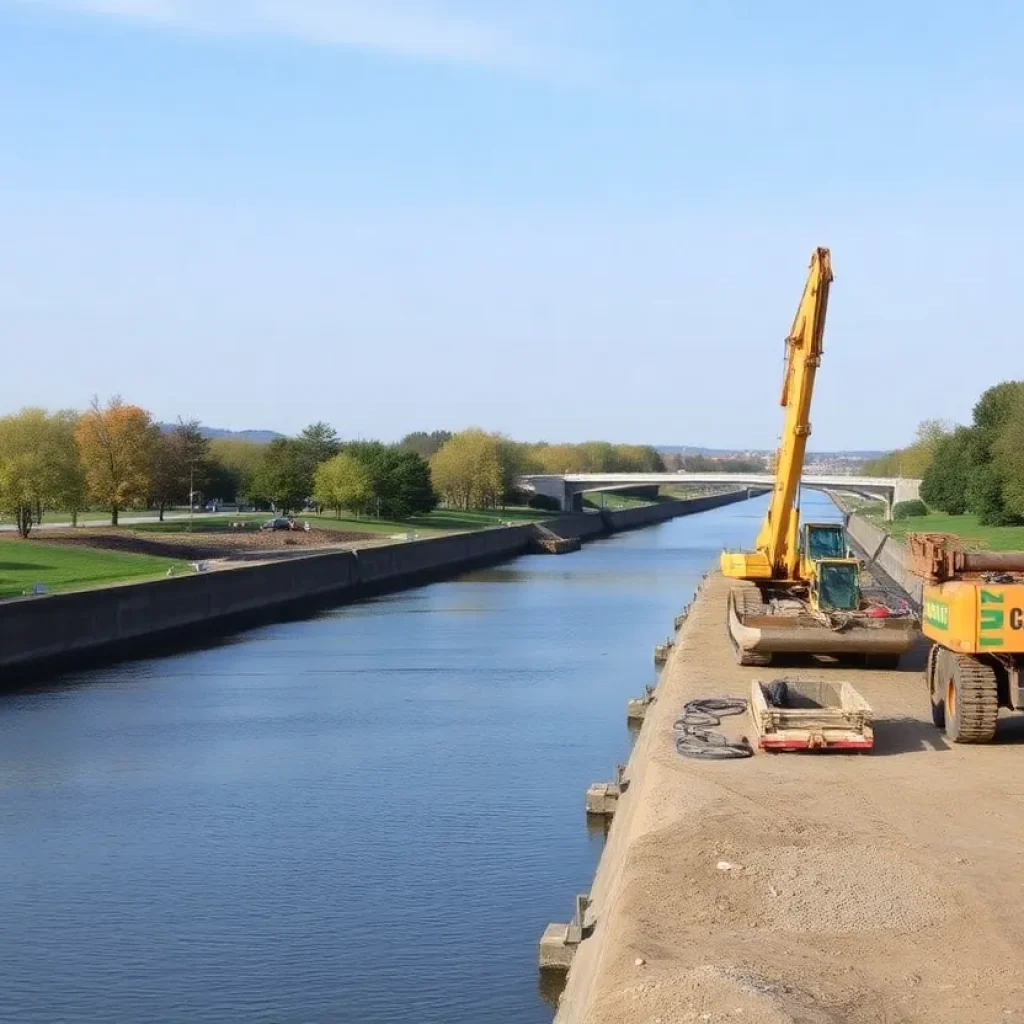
[526,441,663,475]
[0,408,84,536]
[430,429,504,509]
[529,442,589,475]
[75,397,156,525]
[314,453,372,517]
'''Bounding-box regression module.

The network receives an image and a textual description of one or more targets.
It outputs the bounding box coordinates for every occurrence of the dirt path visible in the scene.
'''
[555,572,1024,1024]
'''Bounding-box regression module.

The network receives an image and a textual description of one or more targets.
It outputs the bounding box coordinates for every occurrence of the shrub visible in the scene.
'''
[892,499,928,520]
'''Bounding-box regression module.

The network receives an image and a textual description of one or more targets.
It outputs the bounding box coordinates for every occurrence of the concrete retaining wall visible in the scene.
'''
[0,526,536,674]
[846,514,923,606]
[601,488,767,531]
[0,490,758,676]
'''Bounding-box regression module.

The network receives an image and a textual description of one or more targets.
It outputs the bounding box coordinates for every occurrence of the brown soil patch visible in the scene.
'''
[32,527,380,561]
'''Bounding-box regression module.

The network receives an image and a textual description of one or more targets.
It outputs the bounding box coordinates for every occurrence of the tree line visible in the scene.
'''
[0,399,210,535]
[426,431,665,510]
[0,400,669,535]
[864,381,1024,525]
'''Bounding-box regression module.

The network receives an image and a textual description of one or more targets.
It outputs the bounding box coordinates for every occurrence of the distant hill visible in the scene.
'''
[201,427,283,444]
[157,424,283,444]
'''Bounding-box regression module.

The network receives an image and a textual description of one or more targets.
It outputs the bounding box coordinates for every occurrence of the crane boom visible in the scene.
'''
[721,247,833,581]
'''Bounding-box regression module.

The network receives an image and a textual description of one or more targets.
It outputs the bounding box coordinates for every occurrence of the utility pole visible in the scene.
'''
[189,463,194,533]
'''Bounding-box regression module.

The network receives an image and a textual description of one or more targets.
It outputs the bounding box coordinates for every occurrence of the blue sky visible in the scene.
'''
[1,0,1022,449]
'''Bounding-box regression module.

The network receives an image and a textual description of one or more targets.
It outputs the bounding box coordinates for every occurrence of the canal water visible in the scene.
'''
[0,492,840,1023]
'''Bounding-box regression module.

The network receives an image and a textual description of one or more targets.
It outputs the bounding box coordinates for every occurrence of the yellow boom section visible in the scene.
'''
[721,247,833,582]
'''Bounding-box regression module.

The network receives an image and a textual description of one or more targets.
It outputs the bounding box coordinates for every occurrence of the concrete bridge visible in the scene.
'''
[519,473,922,520]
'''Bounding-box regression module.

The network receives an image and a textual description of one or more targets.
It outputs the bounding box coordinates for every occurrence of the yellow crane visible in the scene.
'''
[720,247,918,667]
[910,533,1024,742]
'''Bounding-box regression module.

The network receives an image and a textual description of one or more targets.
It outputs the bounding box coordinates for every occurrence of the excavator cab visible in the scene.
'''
[802,524,859,612]
[802,522,848,561]
[809,559,861,612]
[799,522,850,579]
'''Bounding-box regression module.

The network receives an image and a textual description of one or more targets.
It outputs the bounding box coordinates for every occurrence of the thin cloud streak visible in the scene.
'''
[10,0,582,78]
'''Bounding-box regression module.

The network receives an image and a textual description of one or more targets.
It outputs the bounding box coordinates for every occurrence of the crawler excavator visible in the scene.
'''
[911,533,1024,743]
[720,247,918,667]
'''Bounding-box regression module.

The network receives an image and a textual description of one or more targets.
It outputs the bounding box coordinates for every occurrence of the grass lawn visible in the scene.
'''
[411,508,544,529]
[0,540,188,599]
[583,491,656,510]
[863,509,1024,551]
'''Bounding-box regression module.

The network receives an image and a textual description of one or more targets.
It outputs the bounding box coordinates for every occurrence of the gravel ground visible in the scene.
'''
[555,572,1024,1024]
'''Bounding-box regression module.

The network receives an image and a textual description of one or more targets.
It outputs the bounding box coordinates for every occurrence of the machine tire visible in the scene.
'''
[943,653,998,744]
[928,646,945,729]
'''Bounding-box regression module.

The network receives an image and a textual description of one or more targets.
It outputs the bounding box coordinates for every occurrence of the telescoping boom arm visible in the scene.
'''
[722,247,833,582]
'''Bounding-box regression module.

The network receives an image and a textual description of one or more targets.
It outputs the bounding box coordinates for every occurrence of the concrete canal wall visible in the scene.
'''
[0,489,758,675]
[845,514,923,606]
[599,489,768,532]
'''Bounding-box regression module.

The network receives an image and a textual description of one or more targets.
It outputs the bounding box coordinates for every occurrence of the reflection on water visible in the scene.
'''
[0,492,835,1024]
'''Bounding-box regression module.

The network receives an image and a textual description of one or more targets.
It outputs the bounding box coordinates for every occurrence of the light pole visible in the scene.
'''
[188,462,194,533]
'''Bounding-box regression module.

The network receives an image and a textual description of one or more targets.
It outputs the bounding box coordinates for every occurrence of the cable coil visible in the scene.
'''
[674,697,753,760]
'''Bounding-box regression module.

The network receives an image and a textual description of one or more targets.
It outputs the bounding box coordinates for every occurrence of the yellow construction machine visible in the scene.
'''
[720,247,918,667]
[910,533,1024,742]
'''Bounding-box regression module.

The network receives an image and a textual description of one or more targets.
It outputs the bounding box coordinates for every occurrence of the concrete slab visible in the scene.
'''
[585,782,620,816]
[539,923,576,972]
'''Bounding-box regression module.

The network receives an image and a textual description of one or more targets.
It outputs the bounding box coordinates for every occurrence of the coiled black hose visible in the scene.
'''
[674,697,753,760]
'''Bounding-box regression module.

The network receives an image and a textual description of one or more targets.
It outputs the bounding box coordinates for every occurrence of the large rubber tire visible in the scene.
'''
[928,646,945,729]
[943,653,998,744]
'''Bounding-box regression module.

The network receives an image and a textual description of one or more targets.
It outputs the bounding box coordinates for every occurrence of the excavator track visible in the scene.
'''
[942,650,998,744]
[726,578,915,664]
[727,582,773,667]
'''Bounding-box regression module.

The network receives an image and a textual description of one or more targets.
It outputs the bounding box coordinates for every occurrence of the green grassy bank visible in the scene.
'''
[0,541,186,599]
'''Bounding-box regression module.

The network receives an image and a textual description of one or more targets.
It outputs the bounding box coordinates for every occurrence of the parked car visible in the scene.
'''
[261,516,295,532]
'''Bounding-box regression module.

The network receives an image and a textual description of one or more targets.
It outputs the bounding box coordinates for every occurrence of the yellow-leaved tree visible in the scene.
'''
[430,429,505,509]
[0,408,85,536]
[75,397,156,525]
[314,453,373,518]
